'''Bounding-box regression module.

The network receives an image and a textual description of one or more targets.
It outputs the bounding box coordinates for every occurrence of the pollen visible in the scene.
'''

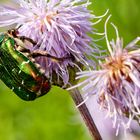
[102,54,130,82]
[45,12,57,25]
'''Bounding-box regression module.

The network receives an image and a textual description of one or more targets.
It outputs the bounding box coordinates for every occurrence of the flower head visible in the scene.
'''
[68,15,140,134]
[0,0,100,85]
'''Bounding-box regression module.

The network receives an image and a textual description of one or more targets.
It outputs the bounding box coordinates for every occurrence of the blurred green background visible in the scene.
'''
[0,0,140,140]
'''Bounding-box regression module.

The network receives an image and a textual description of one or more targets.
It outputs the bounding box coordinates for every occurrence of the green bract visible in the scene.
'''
[0,32,51,101]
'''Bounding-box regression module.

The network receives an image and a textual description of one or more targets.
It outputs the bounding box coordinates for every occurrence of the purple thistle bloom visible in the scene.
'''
[68,15,140,134]
[0,0,101,85]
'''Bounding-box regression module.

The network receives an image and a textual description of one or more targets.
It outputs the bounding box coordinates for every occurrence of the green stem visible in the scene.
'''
[70,88,102,140]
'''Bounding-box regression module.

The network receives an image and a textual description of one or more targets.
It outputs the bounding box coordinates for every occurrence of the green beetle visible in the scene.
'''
[0,31,51,101]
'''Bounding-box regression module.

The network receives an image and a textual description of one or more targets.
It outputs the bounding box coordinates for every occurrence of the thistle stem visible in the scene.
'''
[70,88,102,140]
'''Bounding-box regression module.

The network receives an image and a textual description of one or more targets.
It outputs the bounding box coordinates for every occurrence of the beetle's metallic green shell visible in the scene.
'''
[0,33,51,101]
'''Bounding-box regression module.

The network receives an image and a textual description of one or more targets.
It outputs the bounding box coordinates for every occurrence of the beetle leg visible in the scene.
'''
[7,29,74,62]
[30,50,74,61]
[15,45,30,53]
[7,29,37,46]
[18,36,36,46]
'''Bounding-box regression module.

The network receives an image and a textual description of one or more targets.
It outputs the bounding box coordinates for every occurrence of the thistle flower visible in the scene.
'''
[68,15,140,134]
[0,0,102,85]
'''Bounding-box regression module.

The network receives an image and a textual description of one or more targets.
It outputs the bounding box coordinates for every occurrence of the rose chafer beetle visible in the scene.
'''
[0,31,52,101]
[0,29,73,101]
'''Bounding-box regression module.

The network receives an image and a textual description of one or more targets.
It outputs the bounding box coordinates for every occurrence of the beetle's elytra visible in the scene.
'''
[0,32,51,101]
